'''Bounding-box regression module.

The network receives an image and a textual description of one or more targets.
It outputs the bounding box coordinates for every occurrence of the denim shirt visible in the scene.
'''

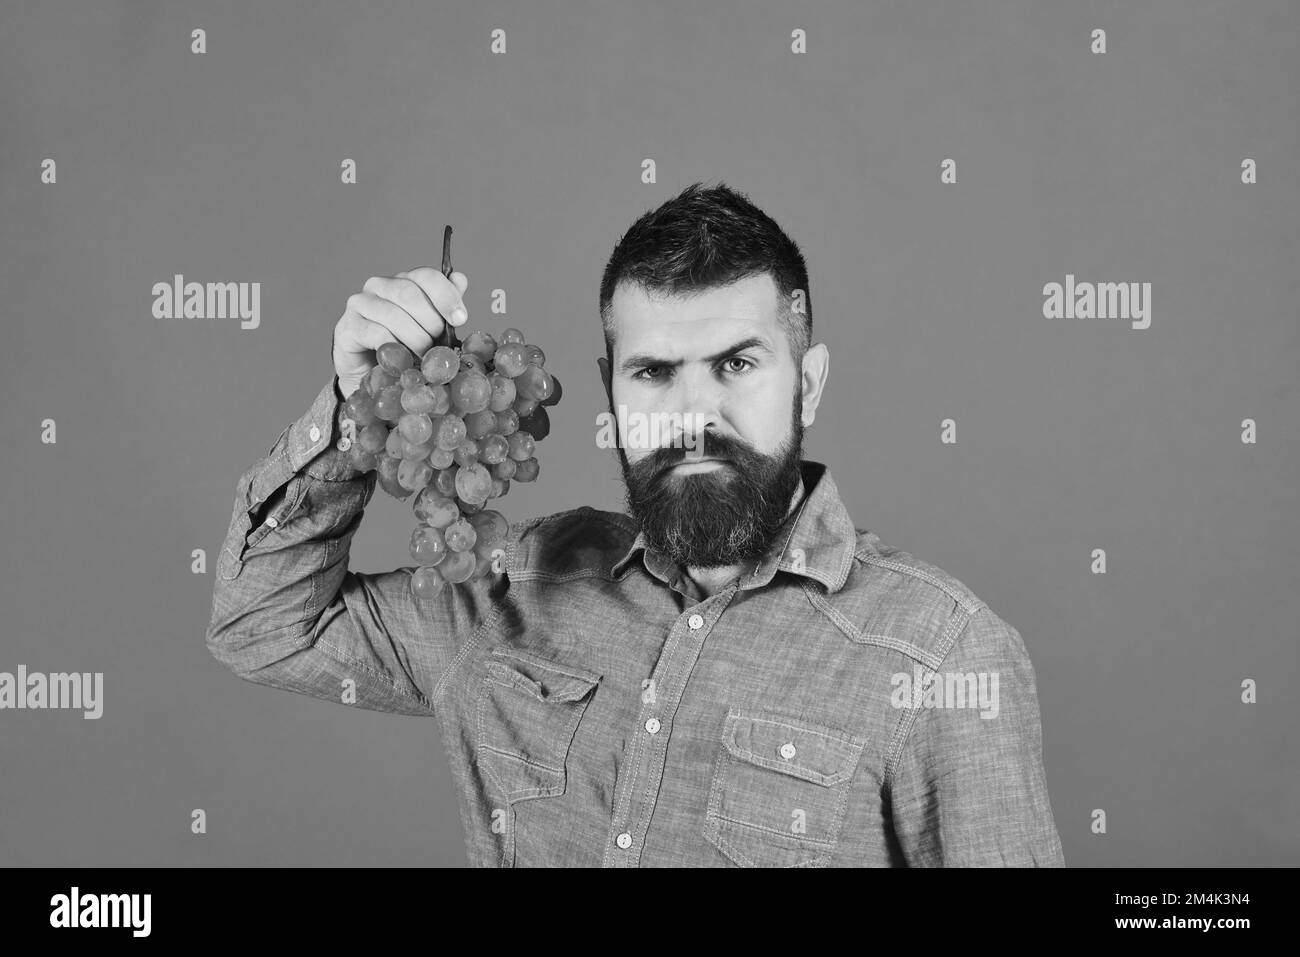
[206,378,1066,867]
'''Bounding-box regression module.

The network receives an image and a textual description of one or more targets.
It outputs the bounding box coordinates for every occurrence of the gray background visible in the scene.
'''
[1,0,1296,867]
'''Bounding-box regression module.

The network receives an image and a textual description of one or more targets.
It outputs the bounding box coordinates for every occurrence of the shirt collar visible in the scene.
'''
[609,459,858,594]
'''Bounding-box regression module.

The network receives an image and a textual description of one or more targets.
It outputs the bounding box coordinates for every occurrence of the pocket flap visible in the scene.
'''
[486,648,601,703]
[723,711,862,787]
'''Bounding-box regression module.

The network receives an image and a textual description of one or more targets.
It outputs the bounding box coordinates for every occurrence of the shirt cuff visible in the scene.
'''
[287,376,369,482]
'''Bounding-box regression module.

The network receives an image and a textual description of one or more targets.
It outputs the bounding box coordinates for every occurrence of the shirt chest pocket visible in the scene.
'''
[475,647,602,804]
[704,710,864,868]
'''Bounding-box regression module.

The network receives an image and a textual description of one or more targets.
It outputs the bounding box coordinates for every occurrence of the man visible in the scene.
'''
[206,181,1066,867]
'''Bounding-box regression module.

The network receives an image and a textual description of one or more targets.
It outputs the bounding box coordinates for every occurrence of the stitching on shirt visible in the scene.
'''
[302,534,320,633]
[509,569,608,584]
[702,708,857,865]
[713,813,838,847]
[879,604,981,790]
[853,554,982,614]
[725,712,864,786]
[433,596,505,705]
[307,629,436,713]
[801,581,943,669]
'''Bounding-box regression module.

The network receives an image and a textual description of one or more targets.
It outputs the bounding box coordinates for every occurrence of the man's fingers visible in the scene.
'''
[401,266,468,328]
[344,290,436,357]
[360,276,446,345]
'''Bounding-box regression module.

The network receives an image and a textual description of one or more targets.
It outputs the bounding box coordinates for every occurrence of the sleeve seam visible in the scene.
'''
[881,602,984,790]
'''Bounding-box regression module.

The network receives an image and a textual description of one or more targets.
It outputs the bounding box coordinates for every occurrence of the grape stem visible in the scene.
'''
[440,224,460,351]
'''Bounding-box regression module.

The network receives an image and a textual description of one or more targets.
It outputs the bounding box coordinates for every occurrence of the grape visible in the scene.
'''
[469,509,509,543]
[495,409,519,436]
[455,462,492,504]
[421,346,459,385]
[397,458,433,492]
[478,433,509,465]
[357,307,564,591]
[398,412,434,446]
[374,385,405,422]
[378,342,416,374]
[507,431,535,462]
[449,370,492,414]
[434,414,467,450]
[410,525,448,566]
[494,343,528,378]
[358,421,389,454]
[400,384,436,415]
[444,519,477,553]
[473,533,504,561]
[410,565,446,599]
[347,444,377,472]
[376,454,410,499]
[415,489,460,528]
[515,364,554,402]
[439,550,476,584]
[453,438,480,468]
[368,366,399,397]
[539,373,562,408]
[463,408,497,439]
[401,438,434,461]
[464,331,498,362]
[344,389,379,427]
[488,374,517,412]
[433,465,459,497]
[517,405,550,441]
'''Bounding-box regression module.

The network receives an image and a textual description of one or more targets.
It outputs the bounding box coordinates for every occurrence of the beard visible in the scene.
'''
[614,390,805,569]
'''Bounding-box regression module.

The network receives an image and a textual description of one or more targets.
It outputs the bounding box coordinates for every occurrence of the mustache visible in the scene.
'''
[636,433,751,477]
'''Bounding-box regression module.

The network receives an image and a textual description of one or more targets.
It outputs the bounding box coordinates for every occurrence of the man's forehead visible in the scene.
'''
[609,273,781,349]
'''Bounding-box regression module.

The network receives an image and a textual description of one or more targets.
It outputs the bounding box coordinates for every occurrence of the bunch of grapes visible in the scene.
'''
[337,328,562,600]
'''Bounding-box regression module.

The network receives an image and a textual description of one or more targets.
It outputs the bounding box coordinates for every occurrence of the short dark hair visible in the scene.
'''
[599,181,812,369]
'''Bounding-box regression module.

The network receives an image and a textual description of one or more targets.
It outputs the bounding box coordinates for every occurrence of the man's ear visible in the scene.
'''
[597,356,613,405]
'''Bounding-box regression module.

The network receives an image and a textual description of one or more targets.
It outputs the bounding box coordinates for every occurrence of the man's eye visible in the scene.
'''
[722,357,753,374]
[632,366,666,381]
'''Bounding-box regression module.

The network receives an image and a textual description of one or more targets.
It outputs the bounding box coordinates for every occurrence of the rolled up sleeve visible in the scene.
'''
[204,377,499,716]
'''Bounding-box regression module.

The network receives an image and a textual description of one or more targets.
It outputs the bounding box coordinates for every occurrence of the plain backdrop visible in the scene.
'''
[1,0,1297,867]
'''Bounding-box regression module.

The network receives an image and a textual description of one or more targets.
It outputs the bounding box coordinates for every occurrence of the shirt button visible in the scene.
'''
[309,425,322,442]
[645,717,660,734]
[616,832,632,849]
[779,742,796,760]
[336,437,353,452]
[688,614,704,630]
[266,516,279,529]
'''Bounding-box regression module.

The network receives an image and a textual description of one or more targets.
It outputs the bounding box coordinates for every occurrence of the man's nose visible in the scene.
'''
[664,369,721,451]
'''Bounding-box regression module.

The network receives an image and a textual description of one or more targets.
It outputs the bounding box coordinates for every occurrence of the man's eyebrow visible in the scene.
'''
[618,336,774,374]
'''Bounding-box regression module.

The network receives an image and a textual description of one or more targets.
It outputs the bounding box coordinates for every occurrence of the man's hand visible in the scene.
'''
[332,267,470,399]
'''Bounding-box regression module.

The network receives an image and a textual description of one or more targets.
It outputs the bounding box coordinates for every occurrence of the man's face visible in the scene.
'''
[603,273,807,568]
